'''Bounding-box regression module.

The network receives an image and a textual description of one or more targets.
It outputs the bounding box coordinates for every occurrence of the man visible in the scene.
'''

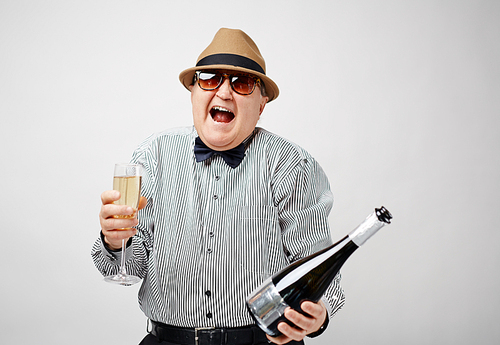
[92,28,345,345]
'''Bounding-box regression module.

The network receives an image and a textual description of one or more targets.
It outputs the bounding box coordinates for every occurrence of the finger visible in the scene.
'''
[300,301,327,335]
[301,301,324,318]
[266,333,293,345]
[104,227,137,242]
[100,203,136,219]
[283,308,316,336]
[101,215,139,232]
[276,321,307,342]
[104,228,137,250]
[101,190,120,205]
[138,196,147,210]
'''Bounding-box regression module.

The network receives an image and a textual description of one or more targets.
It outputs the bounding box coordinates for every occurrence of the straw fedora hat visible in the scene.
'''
[179,28,279,102]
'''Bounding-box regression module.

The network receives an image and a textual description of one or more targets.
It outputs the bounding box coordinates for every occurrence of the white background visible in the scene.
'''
[1,1,499,344]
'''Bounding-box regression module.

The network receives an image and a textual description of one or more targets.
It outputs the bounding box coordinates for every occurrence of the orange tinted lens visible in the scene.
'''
[231,75,255,94]
[198,72,222,90]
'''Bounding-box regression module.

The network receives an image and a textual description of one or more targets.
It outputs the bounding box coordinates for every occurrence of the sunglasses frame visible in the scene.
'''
[195,70,261,95]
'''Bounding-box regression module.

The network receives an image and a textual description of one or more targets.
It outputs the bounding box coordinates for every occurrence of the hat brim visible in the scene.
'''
[179,65,279,102]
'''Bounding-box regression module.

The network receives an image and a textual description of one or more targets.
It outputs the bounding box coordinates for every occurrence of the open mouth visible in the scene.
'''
[210,106,235,123]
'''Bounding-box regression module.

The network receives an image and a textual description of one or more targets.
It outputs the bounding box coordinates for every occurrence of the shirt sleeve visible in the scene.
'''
[273,155,345,318]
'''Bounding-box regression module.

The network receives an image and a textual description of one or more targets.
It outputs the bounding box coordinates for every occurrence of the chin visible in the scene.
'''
[200,132,233,149]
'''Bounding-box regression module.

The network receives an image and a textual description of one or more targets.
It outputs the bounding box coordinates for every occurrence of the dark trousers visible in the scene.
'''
[139,332,305,345]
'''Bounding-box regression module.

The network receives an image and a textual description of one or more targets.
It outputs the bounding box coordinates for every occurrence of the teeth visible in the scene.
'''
[213,106,232,113]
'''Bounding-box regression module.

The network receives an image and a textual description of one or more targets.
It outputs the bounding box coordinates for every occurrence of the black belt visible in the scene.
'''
[149,321,269,345]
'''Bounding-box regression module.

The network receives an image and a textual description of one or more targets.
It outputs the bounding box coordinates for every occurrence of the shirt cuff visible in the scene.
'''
[321,295,333,317]
[307,313,329,338]
[99,231,133,264]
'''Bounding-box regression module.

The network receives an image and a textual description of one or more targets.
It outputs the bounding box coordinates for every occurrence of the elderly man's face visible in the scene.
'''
[189,70,268,151]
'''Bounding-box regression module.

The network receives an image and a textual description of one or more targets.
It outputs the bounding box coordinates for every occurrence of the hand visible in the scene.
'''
[99,190,147,250]
[266,300,327,344]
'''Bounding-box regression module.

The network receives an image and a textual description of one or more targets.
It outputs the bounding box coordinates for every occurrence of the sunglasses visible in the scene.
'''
[195,71,261,95]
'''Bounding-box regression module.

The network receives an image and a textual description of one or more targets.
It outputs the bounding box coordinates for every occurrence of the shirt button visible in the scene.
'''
[206,312,212,319]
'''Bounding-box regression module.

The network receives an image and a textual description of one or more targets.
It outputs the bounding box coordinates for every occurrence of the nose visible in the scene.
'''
[216,77,233,100]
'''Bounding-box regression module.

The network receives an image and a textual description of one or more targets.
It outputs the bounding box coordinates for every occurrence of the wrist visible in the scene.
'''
[307,314,329,338]
[100,231,127,251]
[104,238,122,251]
[105,239,122,251]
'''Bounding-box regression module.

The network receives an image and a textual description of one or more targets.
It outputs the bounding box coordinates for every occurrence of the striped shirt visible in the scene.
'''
[92,126,345,328]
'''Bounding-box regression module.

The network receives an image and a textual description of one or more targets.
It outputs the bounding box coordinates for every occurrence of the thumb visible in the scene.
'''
[138,196,148,210]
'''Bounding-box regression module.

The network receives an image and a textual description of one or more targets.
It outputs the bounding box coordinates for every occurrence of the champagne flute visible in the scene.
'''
[104,163,143,286]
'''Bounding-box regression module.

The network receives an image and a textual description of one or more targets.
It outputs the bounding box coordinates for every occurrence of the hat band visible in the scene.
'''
[196,53,265,75]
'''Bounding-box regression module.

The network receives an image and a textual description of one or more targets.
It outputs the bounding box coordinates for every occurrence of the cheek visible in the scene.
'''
[191,89,208,117]
[249,99,264,122]
[241,109,261,131]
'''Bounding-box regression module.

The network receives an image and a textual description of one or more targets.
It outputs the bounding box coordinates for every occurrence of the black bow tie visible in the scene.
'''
[194,137,245,169]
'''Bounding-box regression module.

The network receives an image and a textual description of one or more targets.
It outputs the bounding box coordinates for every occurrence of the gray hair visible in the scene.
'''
[259,80,268,98]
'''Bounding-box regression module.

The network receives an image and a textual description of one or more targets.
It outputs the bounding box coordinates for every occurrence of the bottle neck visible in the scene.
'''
[348,211,388,246]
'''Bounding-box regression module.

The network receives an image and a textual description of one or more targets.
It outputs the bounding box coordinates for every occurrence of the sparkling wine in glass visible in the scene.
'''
[104,163,143,286]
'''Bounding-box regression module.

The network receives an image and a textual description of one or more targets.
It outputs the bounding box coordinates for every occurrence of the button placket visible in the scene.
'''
[200,166,222,326]
[212,172,222,201]
[206,170,220,255]
[204,172,217,315]
[204,288,213,321]
[208,170,220,255]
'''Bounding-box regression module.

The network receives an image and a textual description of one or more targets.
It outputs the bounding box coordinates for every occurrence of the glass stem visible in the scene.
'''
[119,238,127,275]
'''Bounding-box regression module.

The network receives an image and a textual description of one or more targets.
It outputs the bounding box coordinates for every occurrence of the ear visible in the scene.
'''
[189,84,196,105]
[259,96,268,116]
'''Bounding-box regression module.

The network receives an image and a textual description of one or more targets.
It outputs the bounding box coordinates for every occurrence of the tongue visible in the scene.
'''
[212,111,234,123]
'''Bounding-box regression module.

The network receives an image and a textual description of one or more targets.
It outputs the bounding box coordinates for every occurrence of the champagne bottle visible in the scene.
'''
[246,206,392,336]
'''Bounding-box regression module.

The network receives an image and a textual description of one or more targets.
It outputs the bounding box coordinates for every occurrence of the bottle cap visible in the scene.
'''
[375,206,392,224]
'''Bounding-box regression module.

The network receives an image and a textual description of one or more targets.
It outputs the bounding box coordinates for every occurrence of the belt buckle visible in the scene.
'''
[195,327,215,345]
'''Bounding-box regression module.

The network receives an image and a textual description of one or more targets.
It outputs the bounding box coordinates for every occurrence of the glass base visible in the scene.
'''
[104,273,141,286]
